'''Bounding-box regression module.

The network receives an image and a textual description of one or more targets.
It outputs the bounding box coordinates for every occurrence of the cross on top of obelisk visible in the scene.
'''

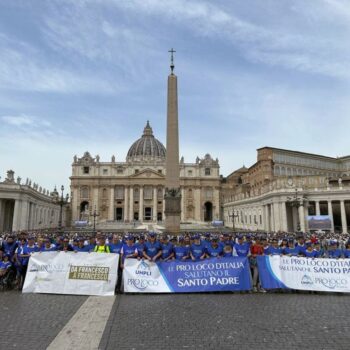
[168,48,176,74]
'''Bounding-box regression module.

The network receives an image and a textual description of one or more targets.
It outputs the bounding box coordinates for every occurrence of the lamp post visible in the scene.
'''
[56,185,69,232]
[90,206,100,233]
[228,208,239,232]
[286,188,307,232]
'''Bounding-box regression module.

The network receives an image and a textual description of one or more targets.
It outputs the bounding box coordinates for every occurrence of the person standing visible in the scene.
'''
[94,236,110,253]
[143,232,162,262]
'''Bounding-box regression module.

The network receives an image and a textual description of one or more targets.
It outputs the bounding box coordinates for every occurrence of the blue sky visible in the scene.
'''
[1,0,350,192]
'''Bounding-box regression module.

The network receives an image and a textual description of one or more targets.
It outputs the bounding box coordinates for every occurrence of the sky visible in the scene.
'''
[0,0,350,192]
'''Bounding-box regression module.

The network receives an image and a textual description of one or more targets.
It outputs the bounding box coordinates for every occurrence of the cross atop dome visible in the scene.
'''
[168,48,176,74]
[143,120,153,136]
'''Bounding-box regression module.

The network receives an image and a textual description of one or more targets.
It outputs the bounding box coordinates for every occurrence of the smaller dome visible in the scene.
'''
[126,121,166,162]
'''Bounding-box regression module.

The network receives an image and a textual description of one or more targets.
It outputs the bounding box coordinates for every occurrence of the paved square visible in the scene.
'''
[0,292,87,350]
[100,293,350,350]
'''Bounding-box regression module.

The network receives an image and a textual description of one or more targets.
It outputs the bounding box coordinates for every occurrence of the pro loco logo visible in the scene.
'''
[127,260,159,291]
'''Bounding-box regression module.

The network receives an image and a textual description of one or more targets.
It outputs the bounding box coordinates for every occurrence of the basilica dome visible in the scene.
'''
[126,121,166,162]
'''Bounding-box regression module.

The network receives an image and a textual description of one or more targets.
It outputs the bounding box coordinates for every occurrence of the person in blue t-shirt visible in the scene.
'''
[0,255,12,276]
[85,236,96,252]
[160,235,174,261]
[313,241,324,258]
[283,238,300,256]
[206,236,223,258]
[18,236,38,288]
[296,237,306,256]
[108,235,122,254]
[2,236,18,261]
[190,234,206,261]
[234,235,250,257]
[174,237,190,260]
[343,241,350,258]
[261,237,269,255]
[327,241,342,258]
[202,233,212,249]
[266,238,283,255]
[143,232,162,262]
[40,238,57,252]
[73,238,90,252]
[304,242,317,258]
[120,235,138,268]
[135,235,145,259]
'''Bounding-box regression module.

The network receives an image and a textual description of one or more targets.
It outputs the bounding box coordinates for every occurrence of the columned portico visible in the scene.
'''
[124,186,129,221]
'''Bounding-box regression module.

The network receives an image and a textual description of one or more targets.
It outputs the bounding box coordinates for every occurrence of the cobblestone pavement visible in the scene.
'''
[0,291,87,350]
[100,293,350,350]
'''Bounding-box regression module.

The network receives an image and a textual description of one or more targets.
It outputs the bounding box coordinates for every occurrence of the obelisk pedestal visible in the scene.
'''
[164,50,181,234]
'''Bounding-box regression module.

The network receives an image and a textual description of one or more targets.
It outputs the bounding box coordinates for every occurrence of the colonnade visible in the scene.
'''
[225,199,349,233]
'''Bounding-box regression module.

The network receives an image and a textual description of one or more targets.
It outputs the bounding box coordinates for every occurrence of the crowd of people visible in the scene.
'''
[1,230,350,292]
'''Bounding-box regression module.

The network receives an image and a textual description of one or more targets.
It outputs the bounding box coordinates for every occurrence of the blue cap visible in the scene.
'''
[238,234,243,239]
[193,234,200,239]
[305,242,312,247]
[28,236,35,240]
[139,235,145,240]
[126,235,133,240]
[148,232,156,237]
[179,236,184,242]
[288,238,294,243]
[205,232,211,237]
[330,240,337,245]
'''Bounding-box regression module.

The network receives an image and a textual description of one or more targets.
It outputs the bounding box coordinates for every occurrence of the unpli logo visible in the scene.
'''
[127,260,159,290]
[136,260,152,276]
[301,275,314,286]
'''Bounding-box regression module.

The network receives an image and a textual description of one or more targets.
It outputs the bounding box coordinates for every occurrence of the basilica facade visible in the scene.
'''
[70,122,221,226]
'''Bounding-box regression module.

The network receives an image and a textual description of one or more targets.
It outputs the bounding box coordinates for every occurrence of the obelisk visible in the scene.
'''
[164,48,181,234]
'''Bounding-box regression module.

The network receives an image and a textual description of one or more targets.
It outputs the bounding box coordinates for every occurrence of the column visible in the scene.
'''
[273,202,280,231]
[195,188,201,222]
[281,201,288,232]
[327,200,335,232]
[315,201,320,216]
[20,200,30,230]
[108,187,114,220]
[162,187,165,221]
[298,205,305,232]
[261,205,266,231]
[129,186,134,221]
[264,205,270,231]
[12,199,22,232]
[139,186,144,222]
[153,187,157,222]
[124,186,129,222]
[340,200,348,234]
[180,187,185,222]
[270,204,275,232]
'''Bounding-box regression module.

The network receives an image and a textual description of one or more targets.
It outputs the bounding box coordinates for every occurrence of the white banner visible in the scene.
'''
[23,252,119,296]
[259,255,350,293]
[123,259,172,293]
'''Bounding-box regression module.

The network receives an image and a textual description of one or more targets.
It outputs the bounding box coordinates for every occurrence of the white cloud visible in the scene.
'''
[105,0,350,80]
[0,33,117,94]
[1,114,52,127]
